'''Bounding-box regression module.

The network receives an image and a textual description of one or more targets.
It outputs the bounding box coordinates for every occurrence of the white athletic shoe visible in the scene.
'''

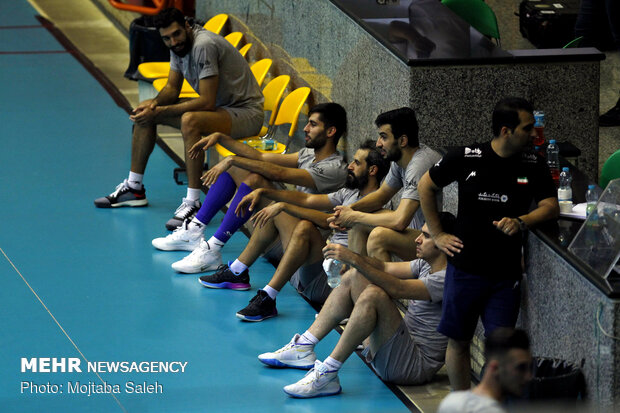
[283,360,342,398]
[152,220,204,251]
[171,239,222,273]
[258,334,317,369]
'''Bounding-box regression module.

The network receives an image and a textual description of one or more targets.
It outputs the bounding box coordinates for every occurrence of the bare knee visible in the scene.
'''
[243,172,269,189]
[367,227,393,255]
[293,220,315,239]
[356,284,390,308]
[340,269,366,289]
[180,112,204,140]
[448,338,470,356]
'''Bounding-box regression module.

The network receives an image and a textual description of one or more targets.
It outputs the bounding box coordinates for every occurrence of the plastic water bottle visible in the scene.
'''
[586,185,600,217]
[546,139,560,187]
[533,110,545,146]
[558,167,572,203]
[323,258,343,288]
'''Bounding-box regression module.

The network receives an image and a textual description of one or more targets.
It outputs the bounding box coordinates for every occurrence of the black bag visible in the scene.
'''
[124,16,170,81]
[518,0,580,48]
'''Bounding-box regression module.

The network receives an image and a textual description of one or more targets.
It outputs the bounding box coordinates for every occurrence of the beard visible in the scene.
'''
[345,171,369,189]
[384,146,402,163]
[305,133,328,149]
[171,41,191,57]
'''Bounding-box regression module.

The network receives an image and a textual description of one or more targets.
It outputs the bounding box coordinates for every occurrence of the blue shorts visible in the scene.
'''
[437,263,521,341]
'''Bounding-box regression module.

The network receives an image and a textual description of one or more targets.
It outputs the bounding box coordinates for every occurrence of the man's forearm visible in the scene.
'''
[230,156,288,181]
[520,198,560,228]
[262,189,329,210]
[349,192,389,213]
[418,181,443,237]
[279,203,332,228]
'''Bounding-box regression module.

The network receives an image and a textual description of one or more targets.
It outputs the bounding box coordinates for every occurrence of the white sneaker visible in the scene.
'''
[283,360,341,398]
[152,220,204,251]
[258,334,317,369]
[171,239,222,273]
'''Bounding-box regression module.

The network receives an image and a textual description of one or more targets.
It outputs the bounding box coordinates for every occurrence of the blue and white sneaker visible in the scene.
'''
[258,334,316,369]
[283,360,342,398]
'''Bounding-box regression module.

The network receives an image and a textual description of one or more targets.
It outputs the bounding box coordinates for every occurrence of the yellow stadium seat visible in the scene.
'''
[239,43,252,58]
[203,13,228,35]
[224,32,243,48]
[250,58,272,87]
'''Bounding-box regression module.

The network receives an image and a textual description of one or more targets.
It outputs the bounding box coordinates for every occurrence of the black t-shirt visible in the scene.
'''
[429,141,556,279]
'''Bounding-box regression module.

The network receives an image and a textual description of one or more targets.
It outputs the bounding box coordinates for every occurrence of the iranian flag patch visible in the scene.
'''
[517,177,528,185]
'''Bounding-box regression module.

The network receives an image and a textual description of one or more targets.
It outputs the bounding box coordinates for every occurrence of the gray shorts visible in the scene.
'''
[362,321,440,385]
[223,104,263,139]
[290,260,332,304]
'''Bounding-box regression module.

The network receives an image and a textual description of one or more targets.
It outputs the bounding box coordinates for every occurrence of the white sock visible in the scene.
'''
[186,188,201,202]
[127,171,143,189]
[298,330,319,346]
[262,285,279,300]
[207,236,225,251]
[322,356,343,372]
[230,259,248,275]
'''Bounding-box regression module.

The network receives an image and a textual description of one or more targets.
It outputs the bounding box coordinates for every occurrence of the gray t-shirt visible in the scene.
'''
[405,259,447,366]
[438,391,506,413]
[169,25,263,109]
[327,187,362,246]
[384,144,442,230]
[296,147,348,194]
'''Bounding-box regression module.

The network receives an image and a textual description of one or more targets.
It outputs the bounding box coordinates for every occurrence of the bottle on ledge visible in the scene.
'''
[546,139,560,187]
[586,184,600,217]
[533,110,545,147]
[558,167,572,203]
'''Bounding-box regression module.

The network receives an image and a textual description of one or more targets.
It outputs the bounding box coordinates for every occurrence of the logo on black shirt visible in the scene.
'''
[464,147,482,157]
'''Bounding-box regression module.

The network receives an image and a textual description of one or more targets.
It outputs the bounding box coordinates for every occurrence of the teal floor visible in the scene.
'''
[0,1,407,411]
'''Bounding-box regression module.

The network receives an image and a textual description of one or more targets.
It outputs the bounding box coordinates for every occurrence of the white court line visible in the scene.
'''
[1,246,128,413]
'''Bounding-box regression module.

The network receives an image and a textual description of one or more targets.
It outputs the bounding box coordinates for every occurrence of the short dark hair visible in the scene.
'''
[485,328,530,361]
[491,97,534,137]
[308,103,348,145]
[359,139,390,182]
[374,107,419,148]
[438,211,456,235]
[153,8,186,30]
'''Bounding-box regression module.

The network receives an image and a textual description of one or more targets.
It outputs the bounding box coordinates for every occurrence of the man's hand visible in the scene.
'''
[433,232,463,257]
[322,243,357,266]
[330,205,358,229]
[189,132,224,159]
[235,189,264,217]
[129,100,158,125]
[250,202,284,228]
[493,217,520,237]
[201,157,233,186]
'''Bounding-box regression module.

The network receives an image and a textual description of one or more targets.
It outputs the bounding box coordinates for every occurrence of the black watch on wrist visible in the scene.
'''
[516,217,527,231]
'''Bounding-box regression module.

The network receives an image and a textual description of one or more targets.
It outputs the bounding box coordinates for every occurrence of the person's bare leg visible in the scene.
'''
[181,109,232,189]
[266,219,324,291]
[236,216,280,267]
[329,284,402,363]
[307,270,371,341]
[366,227,421,261]
[446,338,472,390]
[347,224,372,256]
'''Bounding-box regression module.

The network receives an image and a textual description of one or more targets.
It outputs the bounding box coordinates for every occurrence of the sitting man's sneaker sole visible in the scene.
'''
[199,280,251,290]
[236,311,276,322]
[172,262,220,274]
[283,387,342,399]
[258,358,314,369]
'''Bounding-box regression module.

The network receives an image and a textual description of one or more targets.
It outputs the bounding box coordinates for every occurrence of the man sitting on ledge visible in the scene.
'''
[257,212,455,398]
[95,7,264,231]
[197,140,388,322]
[151,103,348,273]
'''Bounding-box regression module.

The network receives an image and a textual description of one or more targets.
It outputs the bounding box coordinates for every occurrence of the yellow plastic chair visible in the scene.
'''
[203,13,228,35]
[250,58,272,87]
[138,14,229,80]
[257,75,291,137]
[224,32,243,48]
[215,86,311,157]
[239,43,252,58]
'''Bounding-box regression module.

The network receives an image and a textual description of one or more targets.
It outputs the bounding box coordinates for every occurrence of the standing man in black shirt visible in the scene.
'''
[418,97,559,390]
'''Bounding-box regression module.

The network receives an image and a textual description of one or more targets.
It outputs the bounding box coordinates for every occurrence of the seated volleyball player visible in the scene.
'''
[197,141,388,322]
[259,212,455,399]
[151,103,348,273]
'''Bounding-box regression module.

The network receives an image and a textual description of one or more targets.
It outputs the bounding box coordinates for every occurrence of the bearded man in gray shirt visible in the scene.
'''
[258,212,456,398]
